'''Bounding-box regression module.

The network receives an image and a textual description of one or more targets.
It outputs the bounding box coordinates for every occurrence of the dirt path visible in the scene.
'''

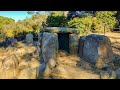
[49,52,100,79]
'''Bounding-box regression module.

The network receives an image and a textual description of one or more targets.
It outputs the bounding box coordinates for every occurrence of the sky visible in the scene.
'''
[0,11,32,22]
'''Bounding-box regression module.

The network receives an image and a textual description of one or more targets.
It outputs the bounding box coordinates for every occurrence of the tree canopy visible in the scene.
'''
[0,11,120,41]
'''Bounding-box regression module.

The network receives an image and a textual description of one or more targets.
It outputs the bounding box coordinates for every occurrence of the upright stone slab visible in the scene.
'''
[26,33,33,44]
[38,32,44,63]
[42,32,58,65]
[79,34,114,68]
[39,32,58,77]
[38,33,42,43]
[79,36,86,57]
[69,34,79,55]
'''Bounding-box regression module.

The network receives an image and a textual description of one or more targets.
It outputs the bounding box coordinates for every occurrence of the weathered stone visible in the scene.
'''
[69,34,79,55]
[79,36,86,57]
[42,65,52,77]
[45,27,80,34]
[25,33,33,44]
[42,32,58,63]
[38,32,44,63]
[39,32,58,78]
[38,33,43,43]
[79,34,114,68]
[39,63,46,72]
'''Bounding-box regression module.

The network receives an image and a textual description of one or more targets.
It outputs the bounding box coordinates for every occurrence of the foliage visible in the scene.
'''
[14,14,48,37]
[68,11,118,34]
[51,11,64,16]
[91,17,104,33]
[0,11,119,42]
[46,14,68,27]
[0,16,15,40]
[95,11,118,32]
[68,15,93,35]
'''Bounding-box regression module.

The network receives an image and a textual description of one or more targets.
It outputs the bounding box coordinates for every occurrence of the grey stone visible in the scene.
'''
[25,33,33,44]
[69,34,79,55]
[79,36,86,57]
[42,32,58,63]
[79,34,114,68]
[45,27,80,34]
[39,63,46,72]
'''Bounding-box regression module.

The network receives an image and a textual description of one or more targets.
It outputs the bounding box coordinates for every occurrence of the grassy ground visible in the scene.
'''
[0,32,120,79]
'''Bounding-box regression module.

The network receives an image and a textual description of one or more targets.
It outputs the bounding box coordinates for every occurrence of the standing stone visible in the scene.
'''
[38,33,43,45]
[79,34,114,69]
[38,32,44,63]
[69,34,79,55]
[79,36,86,57]
[42,32,58,64]
[26,33,33,44]
[41,32,58,76]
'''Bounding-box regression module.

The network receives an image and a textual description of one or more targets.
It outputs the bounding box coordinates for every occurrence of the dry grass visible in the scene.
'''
[48,51,100,79]
[0,42,40,79]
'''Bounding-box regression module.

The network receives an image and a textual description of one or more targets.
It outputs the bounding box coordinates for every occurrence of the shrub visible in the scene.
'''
[95,11,118,32]
[46,15,68,27]
[68,15,93,35]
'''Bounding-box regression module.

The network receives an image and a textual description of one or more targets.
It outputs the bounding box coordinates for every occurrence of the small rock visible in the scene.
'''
[25,33,33,44]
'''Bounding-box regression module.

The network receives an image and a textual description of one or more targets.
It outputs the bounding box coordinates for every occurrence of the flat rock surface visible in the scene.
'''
[45,27,80,33]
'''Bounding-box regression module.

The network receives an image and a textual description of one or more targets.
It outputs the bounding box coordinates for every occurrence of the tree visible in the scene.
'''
[68,14,93,35]
[95,11,118,32]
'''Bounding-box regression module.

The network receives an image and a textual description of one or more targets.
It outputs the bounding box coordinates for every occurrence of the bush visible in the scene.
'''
[95,11,118,32]
[68,15,93,35]
[91,17,104,33]
[46,15,68,27]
